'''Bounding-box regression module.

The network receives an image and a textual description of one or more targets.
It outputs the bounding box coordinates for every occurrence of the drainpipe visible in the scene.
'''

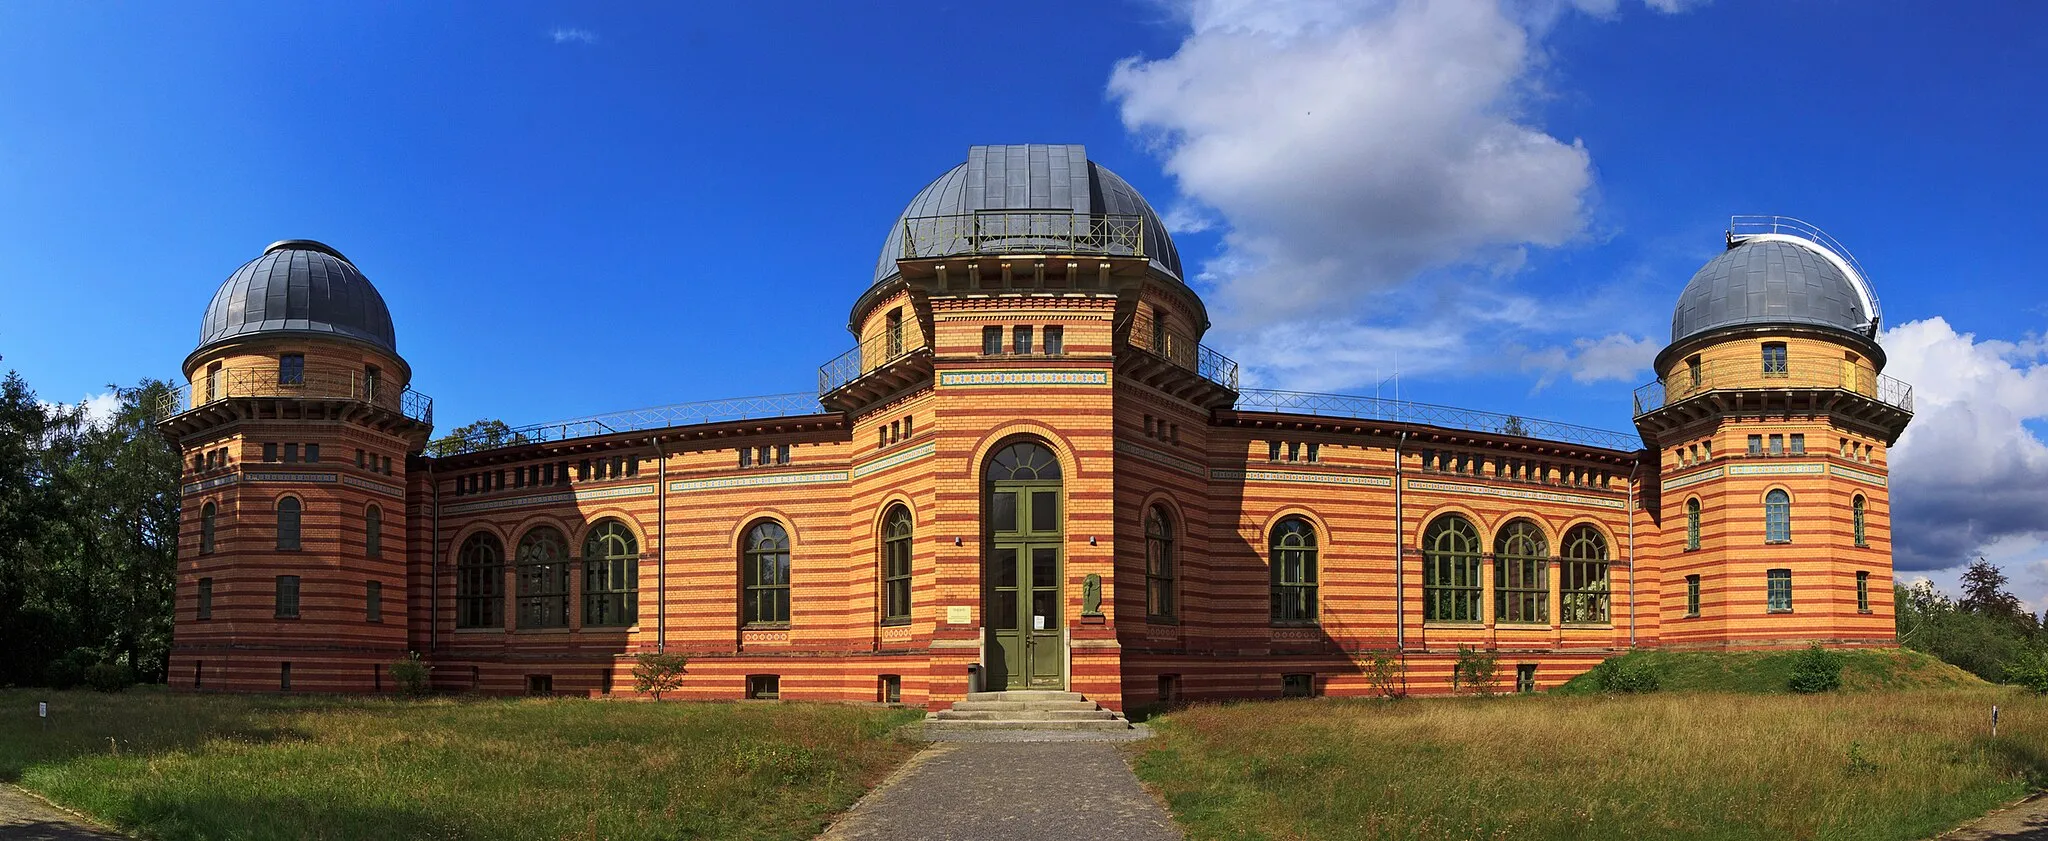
[651,435,669,653]
[1627,454,1639,647]
[429,458,439,654]
[1394,430,1408,652]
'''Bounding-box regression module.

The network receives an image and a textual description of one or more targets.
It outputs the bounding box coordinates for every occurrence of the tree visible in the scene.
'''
[425,419,529,457]
[1958,558,2026,624]
[632,652,689,700]
[1501,415,1528,437]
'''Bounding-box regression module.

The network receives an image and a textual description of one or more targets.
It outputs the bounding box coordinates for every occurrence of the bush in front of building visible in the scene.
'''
[388,652,432,697]
[1788,644,1844,694]
[1450,645,1498,696]
[2002,654,2048,695]
[1586,657,1662,694]
[43,647,102,691]
[83,661,135,693]
[633,652,690,700]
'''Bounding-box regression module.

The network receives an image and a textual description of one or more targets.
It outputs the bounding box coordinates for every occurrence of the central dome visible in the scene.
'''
[871,144,1182,286]
[192,240,398,365]
[1670,236,1877,345]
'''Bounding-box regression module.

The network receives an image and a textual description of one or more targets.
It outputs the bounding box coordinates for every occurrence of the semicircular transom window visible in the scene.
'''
[988,441,1062,482]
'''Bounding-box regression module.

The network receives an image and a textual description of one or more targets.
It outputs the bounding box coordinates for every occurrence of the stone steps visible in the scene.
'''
[923,689,1134,735]
[948,700,1103,713]
[963,690,1086,702]
[936,709,1117,721]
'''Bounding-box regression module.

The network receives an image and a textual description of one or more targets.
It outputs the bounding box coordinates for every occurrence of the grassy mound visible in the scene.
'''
[1554,647,1985,694]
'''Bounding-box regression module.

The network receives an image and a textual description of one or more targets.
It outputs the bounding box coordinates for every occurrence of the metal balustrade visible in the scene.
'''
[434,393,825,452]
[900,212,1146,260]
[1632,353,1914,416]
[157,365,433,425]
[818,326,928,397]
[1128,324,1241,392]
[1233,389,1641,452]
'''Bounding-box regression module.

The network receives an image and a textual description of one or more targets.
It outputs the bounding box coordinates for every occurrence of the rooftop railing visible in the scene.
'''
[1129,324,1241,392]
[1729,214,1882,329]
[157,364,433,426]
[1234,389,1642,452]
[819,325,928,397]
[901,212,1146,261]
[1633,353,1914,416]
[434,393,825,453]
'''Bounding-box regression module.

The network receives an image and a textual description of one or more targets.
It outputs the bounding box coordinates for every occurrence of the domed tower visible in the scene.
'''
[161,240,434,692]
[1634,217,1911,648]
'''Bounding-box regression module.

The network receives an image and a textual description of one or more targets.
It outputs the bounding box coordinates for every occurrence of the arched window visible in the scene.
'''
[988,441,1062,481]
[1852,495,1866,547]
[1147,506,1176,622]
[742,520,791,626]
[200,501,217,554]
[1269,517,1317,623]
[1494,520,1548,624]
[1422,515,1481,622]
[1560,525,1610,625]
[456,533,504,629]
[881,506,912,624]
[365,505,382,559]
[275,497,301,551]
[1764,489,1792,543]
[515,527,569,629]
[582,519,638,627]
[1685,498,1701,551]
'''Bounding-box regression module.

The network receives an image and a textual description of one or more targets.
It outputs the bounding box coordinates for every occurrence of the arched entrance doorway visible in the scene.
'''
[984,440,1065,689]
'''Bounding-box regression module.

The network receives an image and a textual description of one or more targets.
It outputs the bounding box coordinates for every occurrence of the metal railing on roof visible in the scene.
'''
[1633,353,1914,416]
[819,324,929,397]
[436,393,824,453]
[1233,389,1641,451]
[901,212,1146,261]
[1729,215,1881,328]
[156,364,433,426]
[1128,323,1240,392]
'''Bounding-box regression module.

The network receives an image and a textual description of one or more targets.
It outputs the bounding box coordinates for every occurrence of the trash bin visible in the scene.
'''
[966,664,982,694]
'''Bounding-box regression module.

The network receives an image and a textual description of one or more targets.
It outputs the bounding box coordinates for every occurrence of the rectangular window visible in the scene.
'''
[1686,354,1702,389]
[383,456,392,475]
[1762,342,1789,376]
[1686,574,1701,617]
[1516,664,1537,694]
[903,416,914,439]
[1790,433,1805,454]
[1747,435,1762,456]
[367,580,382,623]
[280,662,292,692]
[627,458,639,477]
[1268,441,1282,462]
[1561,559,1612,625]
[1767,569,1792,612]
[1043,325,1064,355]
[885,308,904,358]
[278,353,305,385]
[740,448,752,468]
[198,577,213,620]
[1306,443,1319,462]
[275,575,301,619]
[206,362,223,402]
[305,443,320,463]
[284,443,299,463]
[747,674,781,700]
[982,326,1003,355]
[776,444,790,465]
[757,445,772,467]
[579,460,591,481]
[1012,325,1033,354]
[356,449,366,468]
[1281,673,1315,698]
[1857,571,1870,612]
[1286,442,1300,462]
[1769,434,1784,456]
[880,674,901,704]
[527,674,554,695]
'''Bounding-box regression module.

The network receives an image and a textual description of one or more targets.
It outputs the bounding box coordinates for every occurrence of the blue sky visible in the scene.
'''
[3,2,2044,597]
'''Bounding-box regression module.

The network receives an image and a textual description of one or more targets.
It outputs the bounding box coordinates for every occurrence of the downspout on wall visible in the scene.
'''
[429,459,439,655]
[1394,430,1408,652]
[651,436,669,653]
[1627,454,1640,647]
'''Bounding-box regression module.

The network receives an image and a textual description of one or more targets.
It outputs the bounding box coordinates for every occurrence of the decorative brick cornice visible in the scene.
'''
[1405,477,1626,511]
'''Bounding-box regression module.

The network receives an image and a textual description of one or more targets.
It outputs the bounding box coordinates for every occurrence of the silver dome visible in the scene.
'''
[196,240,397,357]
[870,144,1183,286]
[1670,237,1876,344]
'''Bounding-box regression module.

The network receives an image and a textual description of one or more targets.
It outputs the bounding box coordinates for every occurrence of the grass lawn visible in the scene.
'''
[0,688,923,841]
[1134,687,2048,841]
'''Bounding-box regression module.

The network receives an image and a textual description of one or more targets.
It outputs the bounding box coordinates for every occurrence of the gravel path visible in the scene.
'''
[1940,795,2048,840]
[817,741,1182,841]
[0,786,127,841]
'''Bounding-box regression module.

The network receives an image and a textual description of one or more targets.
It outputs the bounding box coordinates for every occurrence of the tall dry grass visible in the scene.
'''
[1135,688,2048,841]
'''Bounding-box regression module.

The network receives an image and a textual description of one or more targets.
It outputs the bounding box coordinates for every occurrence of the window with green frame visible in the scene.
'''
[1560,525,1611,624]
[742,520,791,626]
[582,519,638,627]
[1767,568,1792,612]
[1685,498,1701,550]
[1147,506,1176,622]
[1269,517,1317,623]
[1852,495,1867,546]
[276,496,302,551]
[1422,515,1482,622]
[1762,342,1788,376]
[1856,570,1870,612]
[1685,574,1701,617]
[1765,489,1792,543]
[515,526,570,629]
[881,506,912,624]
[456,532,504,629]
[275,574,300,619]
[1494,520,1548,624]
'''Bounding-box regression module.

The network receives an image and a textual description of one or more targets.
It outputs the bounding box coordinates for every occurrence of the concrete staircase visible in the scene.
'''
[922,690,1135,734]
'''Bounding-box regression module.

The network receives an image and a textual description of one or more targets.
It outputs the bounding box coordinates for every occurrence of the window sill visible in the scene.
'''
[743,624,791,631]
[880,618,911,628]
[1682,612,1700,619]
[513,627,571,634]
[1562,623,1615,630]
[1495,621,1549,627]
[1767,609,1794,615]
[1147,616,1180,626]
[1857,609,1874,615]
[454,627,504,634]
[1423,622,1486,630]
[578,625,633,633]
[1269,620,1320,628]
[1764,540,1791,546]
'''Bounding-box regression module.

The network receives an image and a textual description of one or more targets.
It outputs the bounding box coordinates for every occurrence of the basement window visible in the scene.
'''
[879,674,901,704]
[526,674,554,695]
[747,674,781,700]
[1281,673,1315,698]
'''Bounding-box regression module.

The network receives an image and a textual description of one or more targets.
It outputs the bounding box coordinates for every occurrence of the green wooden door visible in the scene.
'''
[984,442,1065,691]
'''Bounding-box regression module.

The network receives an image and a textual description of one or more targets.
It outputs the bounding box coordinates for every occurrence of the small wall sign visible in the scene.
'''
[946,606,973,625]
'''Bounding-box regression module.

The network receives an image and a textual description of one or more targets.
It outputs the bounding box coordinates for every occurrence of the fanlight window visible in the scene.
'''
[1685,498,1702,551]
[1765,489,1792,543]
[881,507,912,624]
[276,497,302,551]
[456,532,504,629]
[1147,507,1176,622]
[515,527,570,629]
[743,520,791,626]
[1269,517,1317,623]
[1560,525,1611,625]
[1422,515,1482,623]
[988,441,1062,481]
[583,519,638,628]
[201,501,217,554]
[1852,495,1866,547]
[1494,520,1548,624]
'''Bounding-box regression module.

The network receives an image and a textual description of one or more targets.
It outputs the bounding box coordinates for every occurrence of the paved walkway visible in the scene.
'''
[1942,795,2048,840]
[0,786,126,841]
[817,741,1181,841]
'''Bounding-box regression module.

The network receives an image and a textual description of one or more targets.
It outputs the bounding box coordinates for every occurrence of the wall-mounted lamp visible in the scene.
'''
[1089,535,1097,546]
[953,536,962,546]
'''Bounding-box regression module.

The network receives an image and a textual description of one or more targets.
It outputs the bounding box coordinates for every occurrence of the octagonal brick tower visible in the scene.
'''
[161,240,434,692]
[1634,218,1911,649]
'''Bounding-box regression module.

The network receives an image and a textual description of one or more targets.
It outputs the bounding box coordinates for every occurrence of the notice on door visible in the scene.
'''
[946,606,972,625]
[1033,614,1047,630]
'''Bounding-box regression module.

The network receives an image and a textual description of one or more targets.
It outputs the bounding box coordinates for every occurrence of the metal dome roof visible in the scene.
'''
[870,144,1183,286]
[1670,233,1878,345]
[196,240,398,357]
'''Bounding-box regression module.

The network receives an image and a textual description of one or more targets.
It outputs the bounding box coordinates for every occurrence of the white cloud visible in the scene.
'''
[1107,0,1693,392]
[40,390,121,430]
[1880,317,2048,571]
[549,27,597,45]
[1523,332,1660,388]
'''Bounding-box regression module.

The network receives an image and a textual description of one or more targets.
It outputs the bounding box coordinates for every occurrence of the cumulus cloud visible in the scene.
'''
[40,391,122,430]
[1107,0,1691,392]
[549,27,597,45]
[1880,317,2048,571]
[1523,332,1661,388]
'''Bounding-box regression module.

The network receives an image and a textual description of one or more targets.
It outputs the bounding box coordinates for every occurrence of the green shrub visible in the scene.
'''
[632,652,689,700]
[388,651,432,697]
[1366,651,1406,698]
[1788,644,1844,693]
[83,661,135,693]
[2003,654,2048,694]
[44,647,100,690]
[1591,658,1662,694]
[1451,645,1498,696]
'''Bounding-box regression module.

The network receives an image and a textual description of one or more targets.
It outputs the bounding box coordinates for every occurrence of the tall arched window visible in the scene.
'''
[275,497,301,551]
[742,520,791,626]
[456,533,503,629]
[1147,506,1176,622]
[1685,498,1701,551]
[200,501,217,554]
[582,519,638,627]
[1560,525,1611,624]
[1269,517,1317,623]
[1852,495,1867,547]
[1494,519,1548,624]
[515,526,569,629]
[881,507,912,624]
[1423,515,1481,622]
[1764,489,1792,543]
[365,505,382,559]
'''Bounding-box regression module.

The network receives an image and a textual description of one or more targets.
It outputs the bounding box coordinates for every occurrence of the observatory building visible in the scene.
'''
[159,144,1913,706]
